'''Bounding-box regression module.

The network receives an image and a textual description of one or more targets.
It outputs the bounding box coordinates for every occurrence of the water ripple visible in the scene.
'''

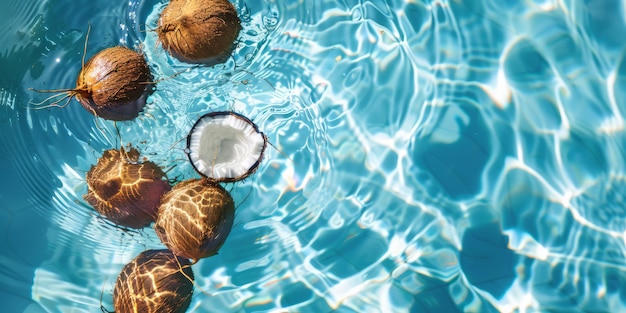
[2,0,626,312]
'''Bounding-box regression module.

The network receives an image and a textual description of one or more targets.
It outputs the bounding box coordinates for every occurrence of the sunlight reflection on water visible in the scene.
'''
[1,0,625,312]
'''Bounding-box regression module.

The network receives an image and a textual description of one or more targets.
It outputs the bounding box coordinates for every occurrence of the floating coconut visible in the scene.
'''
[114,249,194,313]
[186,111,267,183]
[157,0,242,64]
[84,147,171,228]
[75,46,153,120]
[154,179,235,262]
[31,46,153,121]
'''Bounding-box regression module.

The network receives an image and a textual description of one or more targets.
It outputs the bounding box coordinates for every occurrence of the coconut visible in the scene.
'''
[186,111,267,183]
[114,249,194,313]
[75,47,153,120]
[154,179,235,262]
[30,46,153,121]
[84,147,171,228]
[157,0,241,64]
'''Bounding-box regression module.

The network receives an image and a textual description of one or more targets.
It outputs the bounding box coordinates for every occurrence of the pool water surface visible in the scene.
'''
[1,0,626,312]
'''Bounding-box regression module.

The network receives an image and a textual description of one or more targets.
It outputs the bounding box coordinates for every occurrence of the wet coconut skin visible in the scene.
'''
[155,179,235,262]
[76,46,152,121]
[84,148,171,229]
[114,249,194,313]
[157,0,242,64]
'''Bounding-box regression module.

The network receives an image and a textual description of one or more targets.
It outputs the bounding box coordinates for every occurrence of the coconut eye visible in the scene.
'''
[186,111,266,182]
[99,178,122,200]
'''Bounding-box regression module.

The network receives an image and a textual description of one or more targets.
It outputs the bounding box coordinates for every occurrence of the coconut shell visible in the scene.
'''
[155,179,235,261]
[84,148,171,228]
[114,249,194,313]
[157,0,241,64]
[76,46,152,121]
[186,111,267,183]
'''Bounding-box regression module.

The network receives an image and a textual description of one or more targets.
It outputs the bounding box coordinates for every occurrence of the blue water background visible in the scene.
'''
[1,0,626,312]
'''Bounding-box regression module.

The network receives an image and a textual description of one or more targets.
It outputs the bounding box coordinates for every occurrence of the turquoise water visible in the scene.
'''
[1,0,626,312]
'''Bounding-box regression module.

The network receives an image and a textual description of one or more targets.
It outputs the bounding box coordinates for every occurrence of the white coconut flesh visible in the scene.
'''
[188,114,265,181]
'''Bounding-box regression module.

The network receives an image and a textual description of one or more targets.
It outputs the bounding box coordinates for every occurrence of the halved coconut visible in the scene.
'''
[186,111,266,182]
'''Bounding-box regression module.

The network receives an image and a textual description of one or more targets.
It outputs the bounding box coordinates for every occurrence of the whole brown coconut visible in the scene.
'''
[30,46,153,121]
[75,47,153,121]
[114,249,194,313]
[157,0,242,64]
[154,179,235,262]
[84,148,171,228]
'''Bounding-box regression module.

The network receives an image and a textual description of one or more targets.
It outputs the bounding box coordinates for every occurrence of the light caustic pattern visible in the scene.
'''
[5,0,626,312]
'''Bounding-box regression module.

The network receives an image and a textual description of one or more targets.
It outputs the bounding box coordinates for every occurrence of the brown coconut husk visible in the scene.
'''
[84,147,171,228]
[157,0,242,64]
[75,46,153,120]
[154,179,235,262]
[114,249,194,313]
[30,46,153,121]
